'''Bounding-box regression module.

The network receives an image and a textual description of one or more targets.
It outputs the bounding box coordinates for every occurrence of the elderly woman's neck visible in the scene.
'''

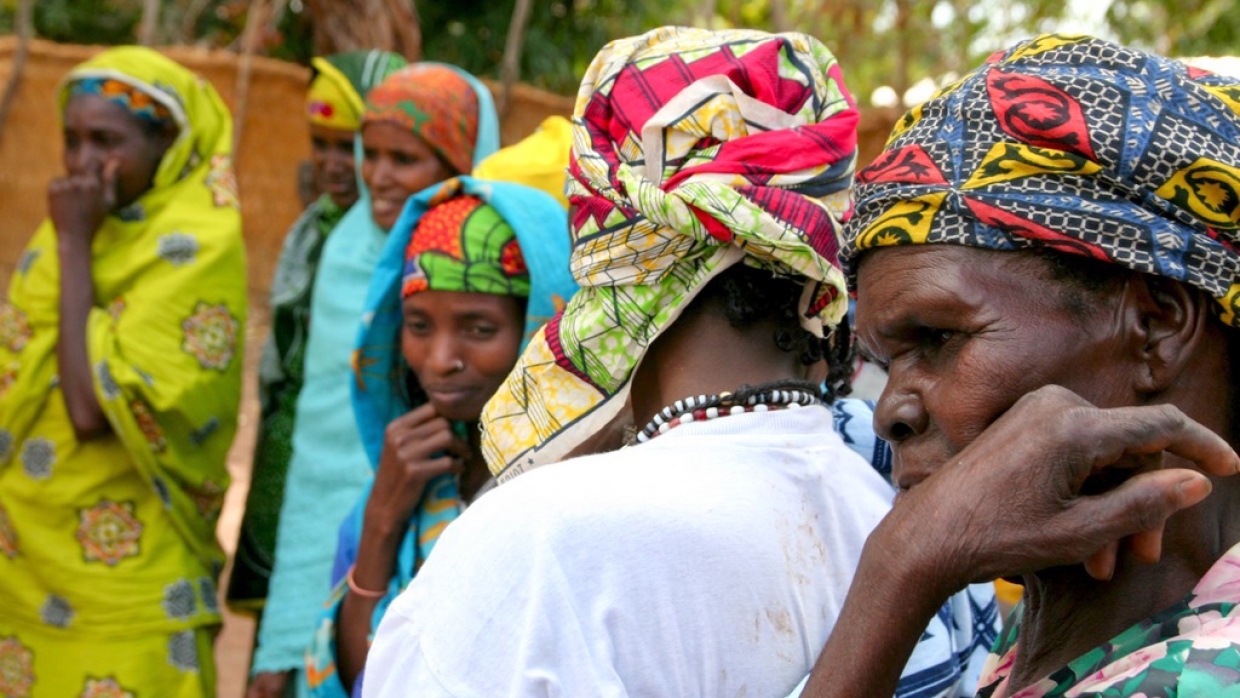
[629,304,810,429]
[1008,329,1240,691]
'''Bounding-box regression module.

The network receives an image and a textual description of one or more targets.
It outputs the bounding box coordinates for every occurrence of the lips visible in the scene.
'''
[371,198,405,220]
[424,385,479,403]
[323,178,353,194]
[890,444,947,496]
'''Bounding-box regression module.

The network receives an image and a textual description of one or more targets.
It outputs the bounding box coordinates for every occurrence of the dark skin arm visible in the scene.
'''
[49,159,118,441]
[801,386,1240,698]
[337,403,468,692]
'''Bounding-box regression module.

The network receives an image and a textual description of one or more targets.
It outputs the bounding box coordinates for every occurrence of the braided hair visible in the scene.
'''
[701,263,854,403]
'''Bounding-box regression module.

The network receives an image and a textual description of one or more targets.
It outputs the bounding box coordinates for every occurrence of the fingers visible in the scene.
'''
[101,158,119,210]
[1126,524,1165,565]
[422,455,463,479]
[443,435,472,459]
[1086,405,1240,479]
[388,402,441,429]
[1083,541,1117,581]
[1067,469,1212,560]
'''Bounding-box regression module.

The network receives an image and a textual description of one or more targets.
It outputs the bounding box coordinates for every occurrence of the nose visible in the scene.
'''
[426,334,464,376]
[873,376,929,444]
[327,148,353,173]
[368,155,392,190]
[67,142,104,175]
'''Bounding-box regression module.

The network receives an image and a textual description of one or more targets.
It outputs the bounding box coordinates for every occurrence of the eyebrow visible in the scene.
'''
[453,311,501,323]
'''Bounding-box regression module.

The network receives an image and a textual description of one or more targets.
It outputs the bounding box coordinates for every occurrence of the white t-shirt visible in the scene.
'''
[364,405,894,698]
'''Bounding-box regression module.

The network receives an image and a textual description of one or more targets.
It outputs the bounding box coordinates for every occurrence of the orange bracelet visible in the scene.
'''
[346,564,387,599]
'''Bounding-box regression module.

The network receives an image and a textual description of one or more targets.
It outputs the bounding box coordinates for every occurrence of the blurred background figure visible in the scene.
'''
[227,48,404,698]
[246,62,498,698]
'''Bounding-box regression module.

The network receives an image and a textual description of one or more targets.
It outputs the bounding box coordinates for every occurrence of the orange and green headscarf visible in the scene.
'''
[363,63,488,176]
[401,195,530,299]
[846,34,1240,327]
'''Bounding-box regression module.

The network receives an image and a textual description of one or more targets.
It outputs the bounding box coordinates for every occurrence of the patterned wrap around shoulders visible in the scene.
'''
[844,33,1240,326]
[0,46,245,696]
[479,26,858,479]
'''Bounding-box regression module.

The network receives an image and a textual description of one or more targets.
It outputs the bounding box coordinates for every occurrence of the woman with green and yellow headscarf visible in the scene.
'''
[0,47,246,697]
[228,49,405,615]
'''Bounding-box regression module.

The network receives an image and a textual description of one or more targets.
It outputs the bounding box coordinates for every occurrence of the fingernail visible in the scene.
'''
[1177,476,1213,504]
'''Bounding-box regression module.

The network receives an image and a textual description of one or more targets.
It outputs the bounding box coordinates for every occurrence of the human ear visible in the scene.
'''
[1126,275,1209,393]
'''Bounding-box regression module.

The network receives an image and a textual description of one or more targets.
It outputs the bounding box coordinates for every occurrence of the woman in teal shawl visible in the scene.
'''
[305,168,577,696]
[229,49,405,615]
[250,63,498,697]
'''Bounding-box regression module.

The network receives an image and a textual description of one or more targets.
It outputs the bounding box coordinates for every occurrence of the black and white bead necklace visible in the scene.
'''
[636,387,822,443]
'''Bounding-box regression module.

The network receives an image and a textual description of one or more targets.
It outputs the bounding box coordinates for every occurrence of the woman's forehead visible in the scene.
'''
[854,246,1054,326]
[63,93,144,131]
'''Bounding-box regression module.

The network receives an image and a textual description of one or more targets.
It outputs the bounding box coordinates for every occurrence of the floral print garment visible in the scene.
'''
[977,543,1240,698]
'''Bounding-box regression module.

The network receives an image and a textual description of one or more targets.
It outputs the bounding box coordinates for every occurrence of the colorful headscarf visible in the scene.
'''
[845,34,1240,327]
[304,176,577,696]
[305,51,403,131]
[65,75,175,128]
[478,26,857,479]
[401,195,530,298]
[363,63,496,176]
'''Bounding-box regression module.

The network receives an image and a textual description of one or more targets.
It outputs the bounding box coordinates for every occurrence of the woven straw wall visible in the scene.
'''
[0,38,580,302]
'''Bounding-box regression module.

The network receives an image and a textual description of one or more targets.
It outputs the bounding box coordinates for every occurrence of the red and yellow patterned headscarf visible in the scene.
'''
[480,26,858,479]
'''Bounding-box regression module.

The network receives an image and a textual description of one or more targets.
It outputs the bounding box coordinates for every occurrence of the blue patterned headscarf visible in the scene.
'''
[845,34,1240,327]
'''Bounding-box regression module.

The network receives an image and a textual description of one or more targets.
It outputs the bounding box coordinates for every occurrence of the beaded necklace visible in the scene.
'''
[636,387,822,443]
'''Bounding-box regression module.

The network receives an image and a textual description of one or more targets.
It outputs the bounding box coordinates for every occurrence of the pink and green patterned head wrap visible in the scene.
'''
[480,26,858,480]
[845,34,1240,327]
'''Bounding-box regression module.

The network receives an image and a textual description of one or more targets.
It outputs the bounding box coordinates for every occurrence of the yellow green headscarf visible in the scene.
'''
[305,52,404,131]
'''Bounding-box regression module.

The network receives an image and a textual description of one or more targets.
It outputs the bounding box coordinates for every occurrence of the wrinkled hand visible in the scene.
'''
[48,159,118,249]
[365,403,468,531]
[245,670,290,698]
[886,385,1240,594]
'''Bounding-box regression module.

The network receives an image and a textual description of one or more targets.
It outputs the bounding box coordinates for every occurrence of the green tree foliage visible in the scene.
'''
[417,0,672,94]
[5,0,1240,102]
[1106,0,1240,57]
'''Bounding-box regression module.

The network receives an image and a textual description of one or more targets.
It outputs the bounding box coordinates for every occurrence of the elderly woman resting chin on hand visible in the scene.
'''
[803,34,1240,698]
